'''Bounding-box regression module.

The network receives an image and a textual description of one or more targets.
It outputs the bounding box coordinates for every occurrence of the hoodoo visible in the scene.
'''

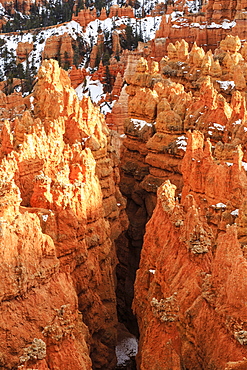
[0,59,127,369]
[1,0,247,368]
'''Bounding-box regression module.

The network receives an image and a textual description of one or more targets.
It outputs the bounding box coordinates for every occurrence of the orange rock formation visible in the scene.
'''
[153,0,247,55]
[0,59,127,369]
[133,131,247,369]
[118,36,247,355]
[16,41,33,62]
[42,33,74,67]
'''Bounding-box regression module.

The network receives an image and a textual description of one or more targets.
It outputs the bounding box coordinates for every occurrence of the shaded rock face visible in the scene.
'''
[120,34,247,252]
[16,41,33,62]
[42,33,74,68]
[133,132,247,369]
[117,35,247,366]
[0,59,127,370]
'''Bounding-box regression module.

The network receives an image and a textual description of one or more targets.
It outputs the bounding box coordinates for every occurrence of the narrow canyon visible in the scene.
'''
[1,0,247,368]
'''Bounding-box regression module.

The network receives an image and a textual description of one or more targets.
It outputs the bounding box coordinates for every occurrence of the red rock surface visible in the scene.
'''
[115,36,247,365]
[0,59,127,369]
[16,41,33,62]
[133,130,247,369]
[72,8,97,29]
[42,33,74,68]
[69,65,88,89]
[152,0,247,55]
[72,5,134,30]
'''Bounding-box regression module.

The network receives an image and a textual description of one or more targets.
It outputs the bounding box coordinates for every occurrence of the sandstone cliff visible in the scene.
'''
[133,131,247,369]
[118,35,247,363]
[0,59,127,369]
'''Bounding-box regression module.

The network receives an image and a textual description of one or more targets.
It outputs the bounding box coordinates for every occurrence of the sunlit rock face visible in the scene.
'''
[0,59,128,370]
[114,34,247,369]
[133,130,247,370]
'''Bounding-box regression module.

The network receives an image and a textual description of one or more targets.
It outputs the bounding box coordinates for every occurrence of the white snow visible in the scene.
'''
[42,214,49,222]
[176,135,187,151]
[169,12,235,30]
[131,118,153,130]
[226,162,233,167]
[0,13,162,86]
[149,269,156,274]
[0,3,6,16]
[30,95,34,110]
[207,20,236,29]
[84,15,162,47]
[0,21,84,82]
[186,0,201,13]
[242,161,247,171]
[212,123,225,131]
[212,202,227,208]
[75,76,104,104]
[115,337,138,366]
[216,80,235,90]
[231,209,239,216]
[100,100,116,115]
[232,119,242,126]
[222,20,236,29]
[190,22,205,29]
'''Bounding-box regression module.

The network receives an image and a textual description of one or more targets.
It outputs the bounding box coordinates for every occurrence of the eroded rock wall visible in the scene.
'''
[128,35,247,370]
[0,59,127,370]
[133,131,247,369]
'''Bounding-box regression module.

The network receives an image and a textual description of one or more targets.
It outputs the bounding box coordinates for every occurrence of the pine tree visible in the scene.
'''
[73,45,80,67]
[104,65,112,93]
[24,53,33,93]
[63,51,70,70]
[102,50,110,66]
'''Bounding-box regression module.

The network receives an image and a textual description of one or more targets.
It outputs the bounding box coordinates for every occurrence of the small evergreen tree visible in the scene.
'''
[73,44,80,67]
[63,51,71,70]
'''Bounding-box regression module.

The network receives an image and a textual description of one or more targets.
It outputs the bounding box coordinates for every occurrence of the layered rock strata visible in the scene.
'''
[119,35,247,338]
[153,0,247,55]
[133,131,247,369]
[0,59,127,369]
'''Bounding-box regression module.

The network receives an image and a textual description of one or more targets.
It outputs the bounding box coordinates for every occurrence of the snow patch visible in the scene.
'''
[207,20,236,29]
[212,202,227,208]
[30,95,34,110]
[232,119,242,126]
[242,161,247,171]
[116,337,138,367]
[216,80,235,90]
[231,209,239,216]
[42,214,49,222]
[75,76,104,104]
[212,123,225,131]
[186,0,201,13]
[131,118,153,130]
[0,3,6,16]
[176,135,187,151]
[100,100,116,115]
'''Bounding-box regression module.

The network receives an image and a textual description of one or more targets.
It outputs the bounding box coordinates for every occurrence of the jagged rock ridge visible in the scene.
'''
[121,35,247,369]
[0,59,128,370]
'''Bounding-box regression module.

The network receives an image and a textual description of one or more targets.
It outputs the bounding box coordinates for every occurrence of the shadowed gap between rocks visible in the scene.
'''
[114,195,149,369]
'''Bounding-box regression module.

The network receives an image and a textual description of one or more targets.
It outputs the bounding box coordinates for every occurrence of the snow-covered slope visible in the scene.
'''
[0,14,162,88]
